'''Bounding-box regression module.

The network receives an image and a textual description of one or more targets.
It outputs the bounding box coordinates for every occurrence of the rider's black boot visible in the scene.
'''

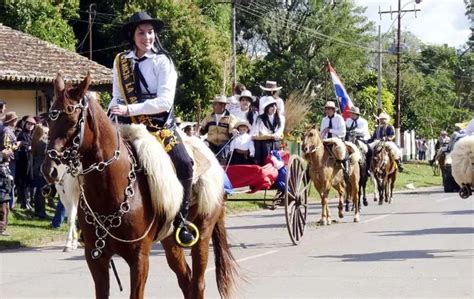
[340,157,350,181]
[396,159,404,172]
[173,178,196,246]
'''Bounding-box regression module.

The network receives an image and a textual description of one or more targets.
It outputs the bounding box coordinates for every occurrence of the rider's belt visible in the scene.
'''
[234,149,250,155]
[117,93,175,131]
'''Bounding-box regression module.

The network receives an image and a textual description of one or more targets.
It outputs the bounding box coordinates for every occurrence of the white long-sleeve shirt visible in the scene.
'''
[229,133,255,156]
[345,116,370,140]
[230,108,258,125]
[320,114,346,139]
[251,114,285,139]
[109,50,177,116]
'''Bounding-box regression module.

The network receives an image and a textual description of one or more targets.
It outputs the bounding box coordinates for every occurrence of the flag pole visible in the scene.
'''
[326,59,342,115]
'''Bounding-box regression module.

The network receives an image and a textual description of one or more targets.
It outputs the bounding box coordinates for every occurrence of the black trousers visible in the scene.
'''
[167,139,194,182]
[254,140,281,166]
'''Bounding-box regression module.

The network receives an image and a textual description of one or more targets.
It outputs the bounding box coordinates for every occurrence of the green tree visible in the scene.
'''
[0,0,78,51]
[236,0,375,105]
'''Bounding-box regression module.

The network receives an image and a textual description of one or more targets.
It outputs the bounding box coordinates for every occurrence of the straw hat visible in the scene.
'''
[324,101,338,110]
[378,112,390,120]
[2,111,18,124]
[175,117,182,124]
[259,81,282,91]
[121,11,165,39]
[238,90,255,102]
[234,120,251,131]
[212,95,228,104]
[349,106,360,115]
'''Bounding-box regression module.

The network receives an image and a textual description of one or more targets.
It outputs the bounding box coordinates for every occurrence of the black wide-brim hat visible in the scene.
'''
[121,11,165,39]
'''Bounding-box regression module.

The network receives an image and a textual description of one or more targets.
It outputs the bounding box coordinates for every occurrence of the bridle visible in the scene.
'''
[46,94,155,260]
[47,95,121,176]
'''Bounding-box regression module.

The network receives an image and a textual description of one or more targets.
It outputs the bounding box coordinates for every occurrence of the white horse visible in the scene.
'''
[451,135,474,198]
[53,164,80,252]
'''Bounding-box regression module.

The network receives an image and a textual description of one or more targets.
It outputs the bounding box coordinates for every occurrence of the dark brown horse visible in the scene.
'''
[371,141,397,205]
[42,74,238,299]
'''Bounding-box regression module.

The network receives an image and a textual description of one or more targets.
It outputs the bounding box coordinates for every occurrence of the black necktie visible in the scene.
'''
[328,116,333,138]
[351,119,358,130]
[134,56,148,96]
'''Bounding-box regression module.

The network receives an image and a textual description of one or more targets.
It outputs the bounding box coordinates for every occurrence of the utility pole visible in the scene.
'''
[231,0,237,90]
[88,3,96,60]
[377,25,383,115]
[379,0,421,146]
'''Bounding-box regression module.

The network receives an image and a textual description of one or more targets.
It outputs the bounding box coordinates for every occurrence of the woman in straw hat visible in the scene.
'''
[258,80,285,115]
[230,90,258,126]
[108,11,195,245]
[251,97,285,166]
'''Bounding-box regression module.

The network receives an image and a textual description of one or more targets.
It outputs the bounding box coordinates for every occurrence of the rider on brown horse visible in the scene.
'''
[108,11,195,246]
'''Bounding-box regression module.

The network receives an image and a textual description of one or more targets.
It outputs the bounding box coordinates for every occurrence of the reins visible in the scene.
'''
[47,95,157,259]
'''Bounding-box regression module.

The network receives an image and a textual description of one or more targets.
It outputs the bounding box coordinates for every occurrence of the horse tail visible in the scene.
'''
[212,201,239,299]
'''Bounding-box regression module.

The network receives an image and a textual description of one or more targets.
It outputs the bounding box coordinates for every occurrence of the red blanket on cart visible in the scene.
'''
[225,164,278,192]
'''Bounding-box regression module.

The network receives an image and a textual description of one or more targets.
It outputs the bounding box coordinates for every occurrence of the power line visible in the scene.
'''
[78,43,128,55]
[236,3,377,52]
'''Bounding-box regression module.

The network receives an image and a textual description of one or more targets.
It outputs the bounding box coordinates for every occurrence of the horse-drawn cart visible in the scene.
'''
[225,151,310,245]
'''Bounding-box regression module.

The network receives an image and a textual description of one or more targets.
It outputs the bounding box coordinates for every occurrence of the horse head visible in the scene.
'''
[371,142,389,177]
[302,123,322,155]
[42,73,98,183]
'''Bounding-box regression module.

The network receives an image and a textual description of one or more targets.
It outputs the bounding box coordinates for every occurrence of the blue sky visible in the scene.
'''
[354,0,471,48]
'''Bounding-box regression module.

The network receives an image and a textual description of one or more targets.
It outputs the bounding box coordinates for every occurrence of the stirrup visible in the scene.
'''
[175,221,199,248]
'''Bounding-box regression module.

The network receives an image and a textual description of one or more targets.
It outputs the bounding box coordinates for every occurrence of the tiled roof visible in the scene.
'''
[0,24,112,86]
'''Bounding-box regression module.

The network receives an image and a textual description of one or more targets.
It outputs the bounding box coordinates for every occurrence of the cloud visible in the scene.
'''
[354,0,471,47]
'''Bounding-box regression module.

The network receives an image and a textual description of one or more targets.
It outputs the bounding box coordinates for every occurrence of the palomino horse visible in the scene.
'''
[302,125,361,224]
[42,74,237,299]
[371,141,397,205]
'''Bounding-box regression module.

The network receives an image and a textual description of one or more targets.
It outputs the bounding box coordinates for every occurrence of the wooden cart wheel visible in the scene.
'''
[284,155,310,245]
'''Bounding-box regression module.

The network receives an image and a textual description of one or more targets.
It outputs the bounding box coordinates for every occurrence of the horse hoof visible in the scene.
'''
[339,213,344,219]
[63,247,73,253]
[354,216,360,223]
[319,219,328,226]
[363,200,368,207]
[373,198,377,202]
[378,201,383,205]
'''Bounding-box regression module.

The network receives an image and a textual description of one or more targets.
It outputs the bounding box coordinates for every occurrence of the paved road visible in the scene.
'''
[1,187,473,298]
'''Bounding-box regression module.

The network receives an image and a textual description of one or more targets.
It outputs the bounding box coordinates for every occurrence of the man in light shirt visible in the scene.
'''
[320,101,346,139]
[320,101,349,177]
[345,106,370,141]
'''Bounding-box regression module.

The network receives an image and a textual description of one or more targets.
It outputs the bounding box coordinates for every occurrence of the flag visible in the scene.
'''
[328,62,354,119]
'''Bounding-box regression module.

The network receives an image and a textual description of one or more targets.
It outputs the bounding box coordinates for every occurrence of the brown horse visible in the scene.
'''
[302,125,361,224]
[371,141,397,205]
[42,74,238,299]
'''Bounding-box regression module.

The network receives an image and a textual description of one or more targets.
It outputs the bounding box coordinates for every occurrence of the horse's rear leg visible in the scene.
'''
[161,236,192,297]
[85,252,111,299]
[190,220,214,299]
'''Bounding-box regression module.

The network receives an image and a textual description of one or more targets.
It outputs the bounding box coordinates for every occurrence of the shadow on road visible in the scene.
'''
[312,249,465,262]
[443,210,474,216]
[368,227,474,236]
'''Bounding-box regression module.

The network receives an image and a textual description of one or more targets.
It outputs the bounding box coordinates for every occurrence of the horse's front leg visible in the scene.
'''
[371,173,379,202]
[85,250,111,299]
[64,204,78,252]
[127,246,152,299]
[319,191,329,225]
[161,236,192,297]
